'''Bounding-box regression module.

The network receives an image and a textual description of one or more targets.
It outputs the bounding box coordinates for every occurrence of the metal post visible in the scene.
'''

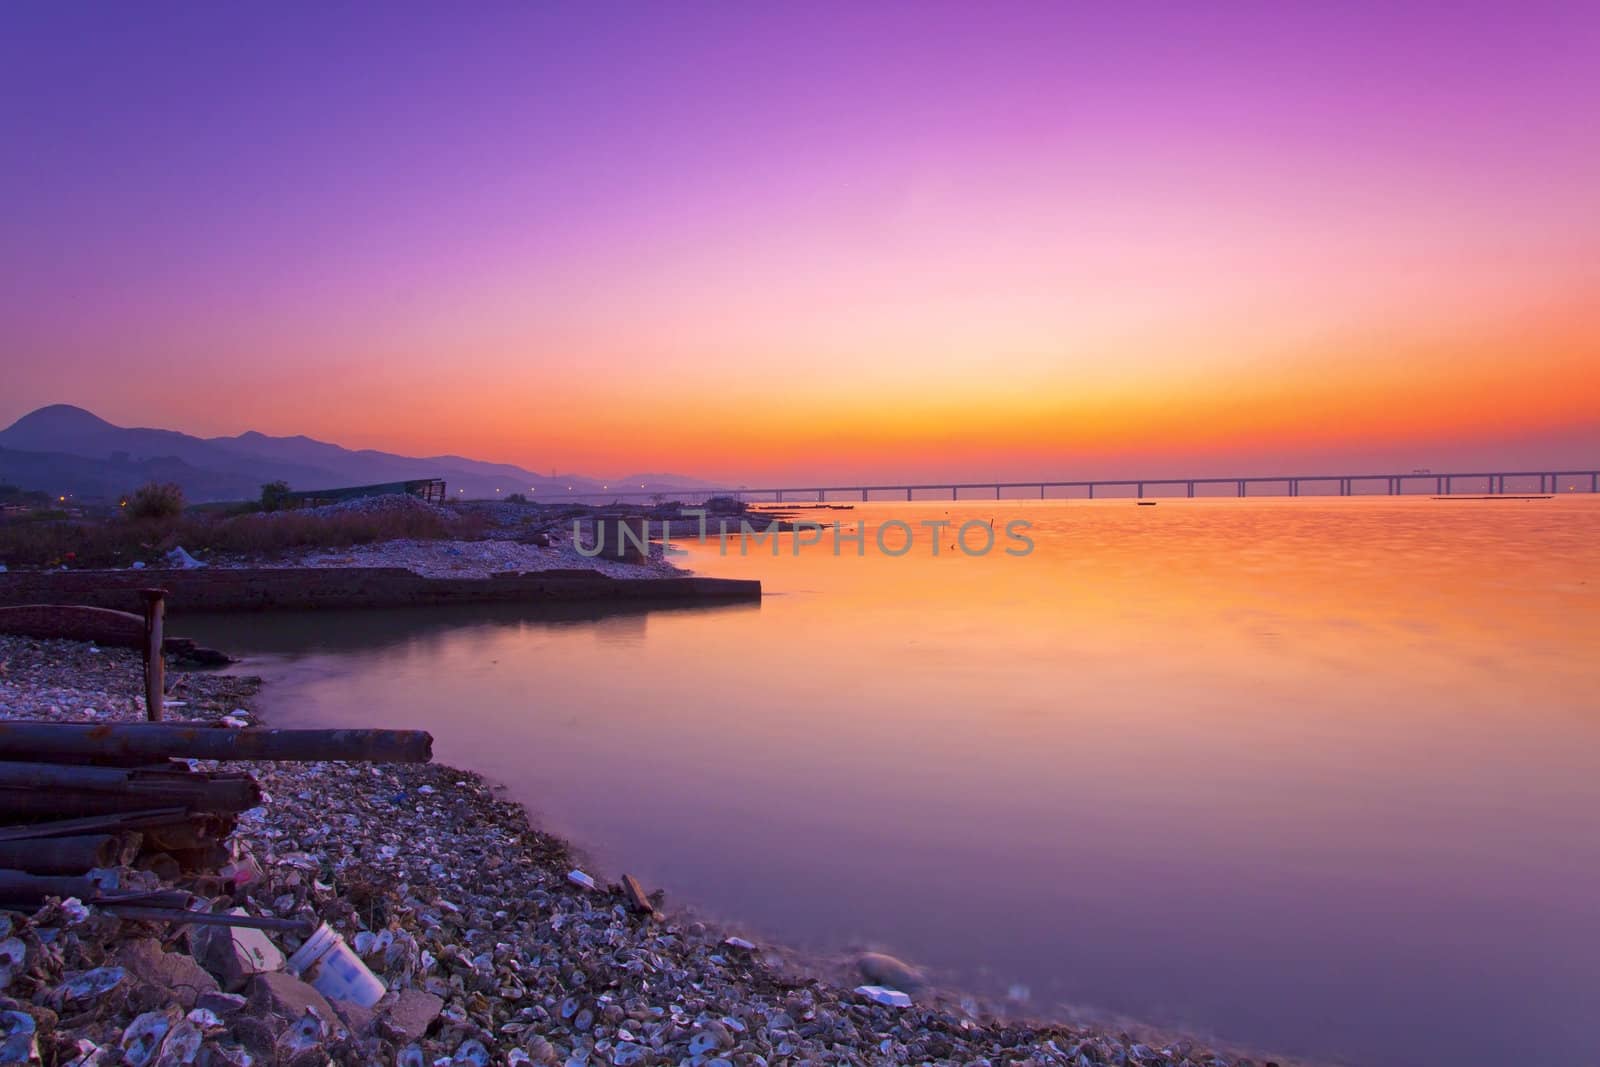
[995,485,1001,499]
[1088,483,1095,500]
[951,486,958,500]
[1238,480,1246,497]
[1592,472,1597,493]
[1445,476,1451,494]
[1136,481,1144,498]
[138,588,167,723]
[776,490,783,502]
[907,488,913,501]
[1187,481,1195,498]
[861,488,868,502]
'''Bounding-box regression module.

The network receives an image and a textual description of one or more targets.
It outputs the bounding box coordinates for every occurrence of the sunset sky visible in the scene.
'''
[3,2,1597,483]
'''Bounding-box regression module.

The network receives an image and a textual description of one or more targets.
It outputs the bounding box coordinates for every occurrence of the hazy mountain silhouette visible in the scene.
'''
[0,404,714,503]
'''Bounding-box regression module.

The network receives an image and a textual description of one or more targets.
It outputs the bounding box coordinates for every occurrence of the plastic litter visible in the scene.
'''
[285,923,386,1007]
[567,869,597,890]
[163,546,206,569]
[854,985,913,1007]
[192,913,284,990]
[219,854,264,888]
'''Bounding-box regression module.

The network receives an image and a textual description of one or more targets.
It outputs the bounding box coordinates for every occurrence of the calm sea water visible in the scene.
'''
[191,498,1600,1067]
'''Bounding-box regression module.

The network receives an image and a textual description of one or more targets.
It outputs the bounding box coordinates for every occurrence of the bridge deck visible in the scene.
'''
[525,469,1600,503]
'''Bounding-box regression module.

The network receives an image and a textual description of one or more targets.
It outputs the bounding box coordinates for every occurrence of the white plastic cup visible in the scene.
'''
[286,923,386,1007]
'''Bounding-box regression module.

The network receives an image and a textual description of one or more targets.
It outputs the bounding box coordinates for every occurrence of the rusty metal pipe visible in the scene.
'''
[0,722,433,763]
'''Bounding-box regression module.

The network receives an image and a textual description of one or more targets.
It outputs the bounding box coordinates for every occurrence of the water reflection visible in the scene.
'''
[187,597,758,656]
[189,498,1600,1067]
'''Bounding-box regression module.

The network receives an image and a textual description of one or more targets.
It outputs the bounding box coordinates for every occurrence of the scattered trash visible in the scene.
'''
[163,546,206,569]
[190,914,285,991]
[854,985,913,1008]
[620,873,654,914]
[131,561,146,569]
[567,869,597,890]
[285,922,387,1007]
[723,936,756,950]
[218,853,264,888]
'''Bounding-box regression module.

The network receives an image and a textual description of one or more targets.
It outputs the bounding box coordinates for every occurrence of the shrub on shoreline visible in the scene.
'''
[126,481,185,520]
[0,499,489,569]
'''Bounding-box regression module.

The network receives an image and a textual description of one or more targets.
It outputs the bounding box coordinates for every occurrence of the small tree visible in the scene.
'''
[259,480,292,512]
[126,481,185,520]
[505,492,528,504]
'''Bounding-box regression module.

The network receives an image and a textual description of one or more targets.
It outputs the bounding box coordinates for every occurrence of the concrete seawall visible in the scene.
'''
[0,567,760,614]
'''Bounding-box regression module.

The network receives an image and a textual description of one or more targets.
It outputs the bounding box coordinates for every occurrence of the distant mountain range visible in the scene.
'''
[0,405,719,503]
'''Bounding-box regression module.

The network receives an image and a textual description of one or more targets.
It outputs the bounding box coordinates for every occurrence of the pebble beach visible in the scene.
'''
[0,635,1272,1067]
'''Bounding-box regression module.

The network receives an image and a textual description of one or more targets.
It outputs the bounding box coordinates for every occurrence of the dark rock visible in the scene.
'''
[195,992,248,1016]
[189,924,283,994]
[225,1015,280,1060]
[116,939,219,1010]
[330,995,376,1038]
[377,988,444,1043]
[856,952,927,991]
[246,973,338,1029]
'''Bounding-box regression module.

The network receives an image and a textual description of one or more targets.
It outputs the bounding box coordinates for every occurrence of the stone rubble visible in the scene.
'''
[0,635,1279,1067]
[217,536,681,581]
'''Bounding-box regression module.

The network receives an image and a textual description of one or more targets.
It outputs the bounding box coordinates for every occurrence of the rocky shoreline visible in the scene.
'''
[0,635,1273,1067]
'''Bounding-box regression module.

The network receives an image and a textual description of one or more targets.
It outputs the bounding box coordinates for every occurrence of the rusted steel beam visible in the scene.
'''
[0,870,100,905]
[0,807,188,842]
[139,588,167,722]
[0,834,122,875]
[0,770,258,820]
[0,762,259,809]
[0,722,433,763]
[141,816,232,852]
[96,905,316,935]
[0,788,254,820]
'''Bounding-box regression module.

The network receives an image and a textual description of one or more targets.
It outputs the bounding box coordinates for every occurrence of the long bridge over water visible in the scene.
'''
[541,467,1600,503]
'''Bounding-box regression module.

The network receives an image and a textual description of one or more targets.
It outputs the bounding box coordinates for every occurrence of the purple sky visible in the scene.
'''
[3,2,1597,480]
